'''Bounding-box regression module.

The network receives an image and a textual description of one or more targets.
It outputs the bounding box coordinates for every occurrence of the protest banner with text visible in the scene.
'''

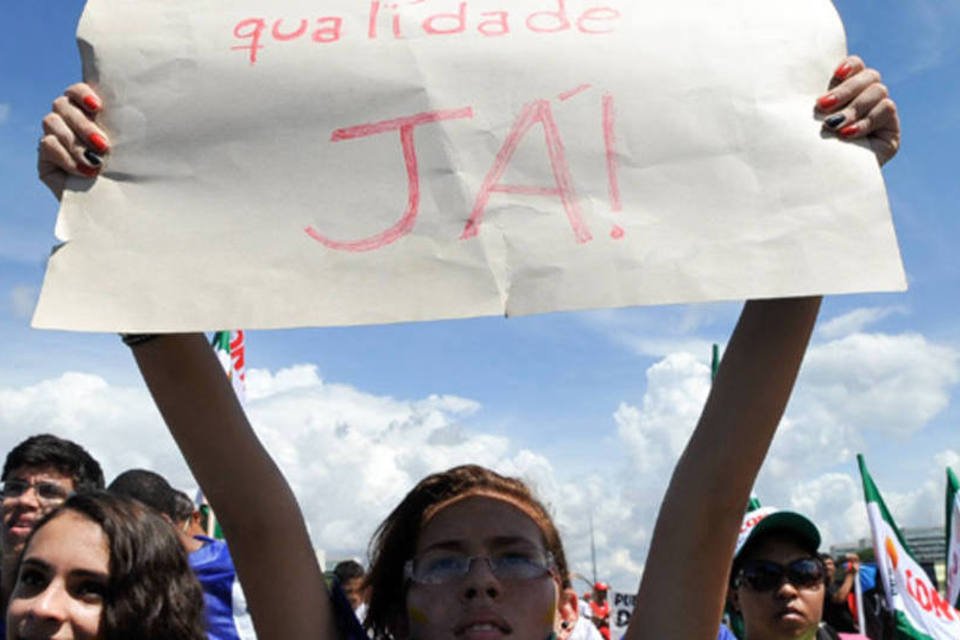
[33,0,905,331]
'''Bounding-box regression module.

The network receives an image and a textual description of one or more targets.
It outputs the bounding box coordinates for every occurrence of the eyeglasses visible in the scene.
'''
[735,558,825,592]
[1,480,72,505]
[404,551,555,585]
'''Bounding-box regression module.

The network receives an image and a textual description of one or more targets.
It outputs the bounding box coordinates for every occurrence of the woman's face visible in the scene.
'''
[733,536,824,640]
[404,495,566,640]
[7,510,108,640]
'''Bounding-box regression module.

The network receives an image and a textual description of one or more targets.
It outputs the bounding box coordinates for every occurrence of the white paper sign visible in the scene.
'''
[33,0,906,332]
[609,590,635,640]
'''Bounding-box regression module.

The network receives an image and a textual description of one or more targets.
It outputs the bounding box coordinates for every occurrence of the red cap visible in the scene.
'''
[594,581,608,591]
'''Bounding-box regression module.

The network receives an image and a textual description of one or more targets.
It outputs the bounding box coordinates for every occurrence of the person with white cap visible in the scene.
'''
[728,507,836,640]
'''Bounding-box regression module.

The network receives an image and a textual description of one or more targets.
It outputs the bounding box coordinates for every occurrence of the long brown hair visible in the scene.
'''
[364,464,571,638]
[17,491,207,640]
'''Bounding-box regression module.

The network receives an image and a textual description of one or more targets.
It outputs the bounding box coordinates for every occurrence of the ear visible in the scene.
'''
[727,585,741,613]
[556,588,579,640]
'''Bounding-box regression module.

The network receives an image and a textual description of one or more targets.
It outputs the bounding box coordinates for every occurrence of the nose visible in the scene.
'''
[774,577,800,600]
[10,485,42,509]
[460,557,502,601]
[23,583,69,634]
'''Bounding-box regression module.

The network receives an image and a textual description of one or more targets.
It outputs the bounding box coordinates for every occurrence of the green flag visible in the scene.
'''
[211,330,246,402]
[947,467,959,609]
[857,454,960,639]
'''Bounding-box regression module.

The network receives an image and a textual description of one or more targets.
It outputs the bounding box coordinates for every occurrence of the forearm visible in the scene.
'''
[629,296,821,640]
[130,334,337,639]
[834,574,855,602]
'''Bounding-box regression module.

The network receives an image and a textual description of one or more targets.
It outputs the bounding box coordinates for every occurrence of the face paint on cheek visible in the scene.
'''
[407,606,429,626]
[542,605,556,626]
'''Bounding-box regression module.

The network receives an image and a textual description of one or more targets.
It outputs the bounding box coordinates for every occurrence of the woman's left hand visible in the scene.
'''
[816,55,900,166]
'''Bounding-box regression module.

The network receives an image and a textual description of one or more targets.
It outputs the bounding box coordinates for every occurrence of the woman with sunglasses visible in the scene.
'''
[36,53,898,639]
[729,508,833,640]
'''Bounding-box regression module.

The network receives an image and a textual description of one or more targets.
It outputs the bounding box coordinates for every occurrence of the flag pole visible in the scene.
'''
[854,562,865,633]
[590,511,598,585]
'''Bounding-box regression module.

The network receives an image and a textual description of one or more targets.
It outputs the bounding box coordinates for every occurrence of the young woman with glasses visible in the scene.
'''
[36,54,898,639]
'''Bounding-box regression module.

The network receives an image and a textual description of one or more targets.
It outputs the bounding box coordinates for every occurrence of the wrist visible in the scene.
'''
[119,333,159,347]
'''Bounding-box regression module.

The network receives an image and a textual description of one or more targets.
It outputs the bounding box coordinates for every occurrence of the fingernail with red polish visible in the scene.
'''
[833,62,853,80]
[817,94,839,110]
[88,133,109,153]
[839,124,860,138]
[82,95,101,112]
[77,164,100,177]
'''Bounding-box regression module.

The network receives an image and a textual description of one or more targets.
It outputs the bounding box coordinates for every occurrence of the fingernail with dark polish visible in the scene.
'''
[83,95,102,112]
[824,114,846,129]
[83,149,103,167]
[839,124,860,138]
[88,132,109,154]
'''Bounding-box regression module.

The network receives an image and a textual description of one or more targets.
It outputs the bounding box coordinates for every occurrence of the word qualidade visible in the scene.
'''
[231,0,623,65]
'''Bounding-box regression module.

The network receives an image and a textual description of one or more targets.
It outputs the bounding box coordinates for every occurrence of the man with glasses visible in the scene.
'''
[0,433,104,612]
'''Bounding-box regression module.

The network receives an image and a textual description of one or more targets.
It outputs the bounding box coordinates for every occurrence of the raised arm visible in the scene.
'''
[39,84,338,639]
[627,55,900,640]
[629,296,821,640]
[128,334,338,640]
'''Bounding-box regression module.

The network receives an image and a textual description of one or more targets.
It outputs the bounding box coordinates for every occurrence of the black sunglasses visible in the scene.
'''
[736,557,824,591]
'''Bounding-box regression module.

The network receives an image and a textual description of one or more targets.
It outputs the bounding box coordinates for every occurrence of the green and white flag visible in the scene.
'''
[212,330,246,403]
[858,454,960,639]
[947,467,960,609]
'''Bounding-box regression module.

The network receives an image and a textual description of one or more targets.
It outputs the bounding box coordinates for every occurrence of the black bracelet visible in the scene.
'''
[119,333,159,347]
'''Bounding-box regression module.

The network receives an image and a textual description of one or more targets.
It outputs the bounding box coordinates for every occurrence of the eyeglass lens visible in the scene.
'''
[741,558,823,591]
[1,480,70,502]
[409,553,551,584]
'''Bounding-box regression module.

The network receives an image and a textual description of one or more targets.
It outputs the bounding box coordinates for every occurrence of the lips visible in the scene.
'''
[5,515,38,539]
[454,612,512,638]
[775,605,808,623]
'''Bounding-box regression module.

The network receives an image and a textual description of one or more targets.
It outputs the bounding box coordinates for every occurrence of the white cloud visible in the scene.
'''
[9,285,38,319]
[579,303,739,358]
[0,104,10,125]
[803,332,959,437]
[780,451,952,551]
[0,365,640,586]
[935,449,960,470]
[0,326,954,594]
[817,307,905,339]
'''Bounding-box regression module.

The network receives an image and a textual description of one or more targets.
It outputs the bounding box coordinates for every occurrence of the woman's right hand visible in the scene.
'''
[38,83,110,201]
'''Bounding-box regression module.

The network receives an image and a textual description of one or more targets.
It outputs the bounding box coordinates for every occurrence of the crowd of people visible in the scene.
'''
[0,431,892,640]
[24,15,905,639]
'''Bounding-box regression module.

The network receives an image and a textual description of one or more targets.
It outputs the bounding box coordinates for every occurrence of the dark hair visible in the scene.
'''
[365,465,571,638]
[3,434,104,492]
[107,469,177,520]
[334,559,366,584]
[17,492,207,640]
[172,490,197,524]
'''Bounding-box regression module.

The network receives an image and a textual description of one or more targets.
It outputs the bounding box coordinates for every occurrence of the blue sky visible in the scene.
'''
[1,1,958,589]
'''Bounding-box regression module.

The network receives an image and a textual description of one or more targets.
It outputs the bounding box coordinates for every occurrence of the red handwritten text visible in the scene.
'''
[305,108,474,252]
[232,0,621,65]
[305,88,621,252]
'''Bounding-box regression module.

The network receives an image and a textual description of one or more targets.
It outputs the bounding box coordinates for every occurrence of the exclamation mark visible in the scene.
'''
[603,93,623,239]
